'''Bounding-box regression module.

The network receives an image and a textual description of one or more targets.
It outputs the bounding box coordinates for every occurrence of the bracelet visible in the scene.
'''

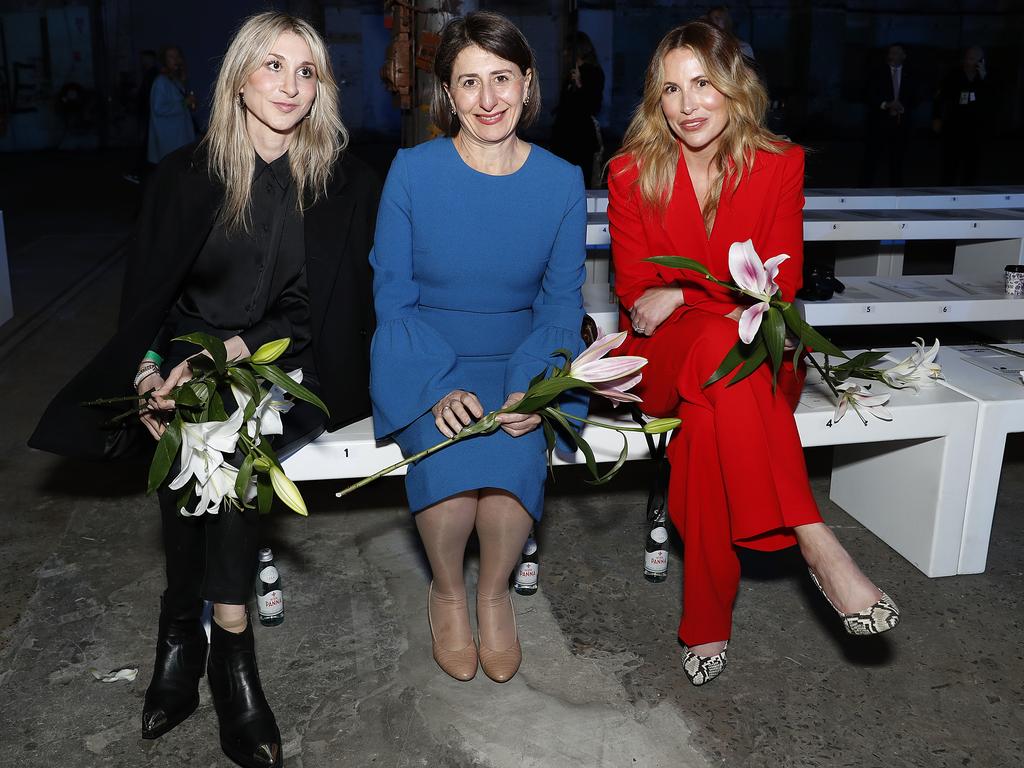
[134,363,160,390]
[143,349,164,365]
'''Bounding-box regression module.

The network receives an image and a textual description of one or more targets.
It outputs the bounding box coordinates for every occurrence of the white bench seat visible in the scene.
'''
[283,371,978,579]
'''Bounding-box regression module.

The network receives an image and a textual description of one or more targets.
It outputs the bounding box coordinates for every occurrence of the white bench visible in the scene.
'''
[284,188,1024,579]
[884,344,1024,575]
[283,369,979,579]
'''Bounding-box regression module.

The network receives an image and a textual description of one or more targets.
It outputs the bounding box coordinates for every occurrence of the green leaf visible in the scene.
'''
[256,473,273,515]
[763,306,786,382]
[704,340,751,387]
[207,390,229,423]
[589,433,630,486]
[541,418,557,477]
[551,348,574,376]
[229,367,264,405]
[528,369,547,389]
[250,338,290,364]
[251,363,329,417]
[727,339,769,386]
[173,333,227,372]
[170,381,203,408]
[781,305,846,359]
[793,339,805,366]
[147,416,182,494]
[544,407,629,485]
[507,375,593,414]
[646,255,713,277]
[235,452,255,502]
[832,350,888,371]
[544,407,598,478]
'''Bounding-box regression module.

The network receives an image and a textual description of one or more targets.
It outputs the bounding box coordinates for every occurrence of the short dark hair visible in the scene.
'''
[430,11,541,136]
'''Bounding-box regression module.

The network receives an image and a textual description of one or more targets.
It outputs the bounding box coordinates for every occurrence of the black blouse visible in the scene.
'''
[153,152,314,374]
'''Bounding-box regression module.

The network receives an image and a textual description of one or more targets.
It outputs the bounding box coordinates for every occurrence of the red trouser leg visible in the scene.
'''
[621,309,823,646]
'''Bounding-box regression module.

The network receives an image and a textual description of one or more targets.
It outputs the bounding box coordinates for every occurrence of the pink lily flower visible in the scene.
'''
[727,240,790,344]
[591,371,644,405]
[569,330,647,384]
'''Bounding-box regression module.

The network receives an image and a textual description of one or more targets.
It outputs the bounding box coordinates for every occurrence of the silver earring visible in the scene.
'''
[523,97,530,106]
[238,92,245,107]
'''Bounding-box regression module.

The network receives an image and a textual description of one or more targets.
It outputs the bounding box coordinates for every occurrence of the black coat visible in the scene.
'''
[29,143,381,460]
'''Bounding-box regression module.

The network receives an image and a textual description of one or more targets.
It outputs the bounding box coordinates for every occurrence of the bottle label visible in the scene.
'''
[259,565,279,584]
[523,539,538,557]
[258,589,283,617]
[515,561,538,587]
[645,549,668,574]
[649,526,668,545]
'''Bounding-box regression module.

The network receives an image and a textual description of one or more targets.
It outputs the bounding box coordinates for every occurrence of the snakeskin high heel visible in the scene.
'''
[682,642,728,686]
[808,569,901,636]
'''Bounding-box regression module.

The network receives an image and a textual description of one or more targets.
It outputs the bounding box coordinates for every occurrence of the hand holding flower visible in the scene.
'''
[496,392,542,437]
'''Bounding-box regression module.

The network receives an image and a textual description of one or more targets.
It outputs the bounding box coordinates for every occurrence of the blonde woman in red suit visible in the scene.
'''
[607,21,901,686]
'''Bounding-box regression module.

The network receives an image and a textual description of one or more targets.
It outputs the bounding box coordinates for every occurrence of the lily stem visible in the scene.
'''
[802,352,841,398]
[336,436,459,497]
[544,407,647,432]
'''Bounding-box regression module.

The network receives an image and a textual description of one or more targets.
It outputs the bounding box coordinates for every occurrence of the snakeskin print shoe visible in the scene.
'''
[682,642,728,686]
[808,569,901,636]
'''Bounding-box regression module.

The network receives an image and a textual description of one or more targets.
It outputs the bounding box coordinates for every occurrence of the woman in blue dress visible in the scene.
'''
[370,12,586,684]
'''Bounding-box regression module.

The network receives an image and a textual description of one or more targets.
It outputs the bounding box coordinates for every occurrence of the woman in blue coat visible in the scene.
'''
[370,12,585,684]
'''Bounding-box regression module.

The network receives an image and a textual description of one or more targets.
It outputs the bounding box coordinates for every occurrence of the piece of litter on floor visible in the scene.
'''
[90,667,138,682]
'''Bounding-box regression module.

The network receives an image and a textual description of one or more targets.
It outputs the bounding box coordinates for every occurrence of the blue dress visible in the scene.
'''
[370,138,586,521]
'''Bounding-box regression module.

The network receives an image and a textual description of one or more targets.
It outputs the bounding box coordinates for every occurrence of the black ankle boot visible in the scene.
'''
[207,616,282,768]
[141,595,208,739]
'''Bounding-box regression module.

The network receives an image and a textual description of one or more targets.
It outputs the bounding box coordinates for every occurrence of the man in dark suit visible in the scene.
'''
[862,43,915,187]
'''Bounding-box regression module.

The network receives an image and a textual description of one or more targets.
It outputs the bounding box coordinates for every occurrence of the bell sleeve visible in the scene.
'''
[369,150,460,439]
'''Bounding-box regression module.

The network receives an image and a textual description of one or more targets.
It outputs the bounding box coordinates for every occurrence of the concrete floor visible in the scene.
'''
[1,151,1022,767]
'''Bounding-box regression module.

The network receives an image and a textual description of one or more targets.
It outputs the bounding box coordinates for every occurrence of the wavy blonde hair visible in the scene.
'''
[612,21,788,233]
[202,11,348,232]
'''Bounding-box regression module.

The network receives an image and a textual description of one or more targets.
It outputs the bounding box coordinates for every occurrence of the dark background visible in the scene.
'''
[0,0,1022,187]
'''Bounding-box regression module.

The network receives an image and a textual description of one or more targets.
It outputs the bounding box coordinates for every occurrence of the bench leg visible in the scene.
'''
[828,429,974,578]
[957,408,1009,575]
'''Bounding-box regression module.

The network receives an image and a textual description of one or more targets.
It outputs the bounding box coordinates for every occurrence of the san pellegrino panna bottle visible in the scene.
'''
[644,520,669,583]
[513,535,539,596]
[256,548,284,626]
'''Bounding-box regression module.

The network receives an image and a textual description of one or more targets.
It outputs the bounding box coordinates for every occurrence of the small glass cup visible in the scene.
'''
[1004,265,1024,297]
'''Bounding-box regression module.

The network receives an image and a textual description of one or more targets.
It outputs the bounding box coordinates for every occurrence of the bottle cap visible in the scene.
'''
[258,548,274,562]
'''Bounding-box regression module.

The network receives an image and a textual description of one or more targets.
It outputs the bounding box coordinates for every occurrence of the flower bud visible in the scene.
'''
[643,417,681,434]
[269,465,307,516]
[251,338,290,364]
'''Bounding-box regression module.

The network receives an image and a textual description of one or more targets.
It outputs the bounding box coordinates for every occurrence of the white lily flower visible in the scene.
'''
[831,382,893,426]
[180,462,258,517]
[231,369,302,438]
[167,407,245,491]
[727,240,789,344]
[882,338,942,390]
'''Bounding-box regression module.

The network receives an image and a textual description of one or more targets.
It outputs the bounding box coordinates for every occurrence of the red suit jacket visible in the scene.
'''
[607,144,805,326]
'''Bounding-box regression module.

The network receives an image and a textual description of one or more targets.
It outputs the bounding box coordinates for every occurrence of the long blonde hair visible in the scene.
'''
[202,11,348,232]
[612,21,788,233]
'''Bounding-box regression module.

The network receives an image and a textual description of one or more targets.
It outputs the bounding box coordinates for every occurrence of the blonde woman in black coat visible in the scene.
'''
[31,12,379,768]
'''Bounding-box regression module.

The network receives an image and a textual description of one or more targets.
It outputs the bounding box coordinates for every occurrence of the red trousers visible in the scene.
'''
[620,307,822,645]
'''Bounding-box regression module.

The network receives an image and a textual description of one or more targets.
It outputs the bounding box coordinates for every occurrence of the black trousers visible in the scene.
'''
[156,375,325,607]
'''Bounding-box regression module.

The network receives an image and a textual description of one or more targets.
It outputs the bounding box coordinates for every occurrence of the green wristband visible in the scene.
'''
[143,349,164,365]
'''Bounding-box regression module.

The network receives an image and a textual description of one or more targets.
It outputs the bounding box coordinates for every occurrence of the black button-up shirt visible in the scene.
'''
[154,152,314,374]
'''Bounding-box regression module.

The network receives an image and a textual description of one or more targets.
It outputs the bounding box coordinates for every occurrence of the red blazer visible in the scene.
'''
[607,145,805,328]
